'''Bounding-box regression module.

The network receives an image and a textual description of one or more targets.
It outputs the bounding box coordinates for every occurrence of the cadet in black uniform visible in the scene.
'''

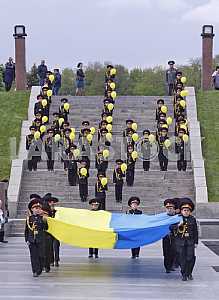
[127,197,142,258]
[126,145,136,186]
[155,99,165,121]
[25,199,48,277]
[88,199,101,258]
[78,160,89,202]
[175,128,187,171]
[95,173,108,210]
[78,127,92,171]
[95,150,108,176]
[113,159,125,203]
[59,98,69,122]
[157,127,169,171]
[68,145,79,186]
[162,198,177,273]
[47,197,60,267]
[172,199,198,281]
[45,128,55,171]
[26,126,42,171]
[141,130,151,171]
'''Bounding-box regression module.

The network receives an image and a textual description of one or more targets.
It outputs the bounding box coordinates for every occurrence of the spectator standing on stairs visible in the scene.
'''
[75,62,85,96]
[52,68,62,95]
[3,57,15,91]
[37,60,48,86]
[165,60,177,96]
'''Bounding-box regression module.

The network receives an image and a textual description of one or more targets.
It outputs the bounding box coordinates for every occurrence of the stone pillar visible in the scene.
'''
[13,25,27,90]
[201,25,214,91]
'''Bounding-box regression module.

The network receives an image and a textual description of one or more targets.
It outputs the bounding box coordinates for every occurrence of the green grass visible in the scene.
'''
[197,91,219,201]
[0,91,30,180]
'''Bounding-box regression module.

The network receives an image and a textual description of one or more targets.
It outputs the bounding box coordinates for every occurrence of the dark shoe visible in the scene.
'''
[131,256,136,259]
[88,255,93,258]
[45,268,50,273]
[33,273,38,277]
[0,240,8,243]
[166,269,171,274]
[95,255,99,259]
[188,274,193,280]
[182,275,187,281]
[50,263,54,267]
[37,271,42,276]
[55,261,59,267]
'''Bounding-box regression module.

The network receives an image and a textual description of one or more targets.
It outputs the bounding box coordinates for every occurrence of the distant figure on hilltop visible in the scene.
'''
[165,60,178,96]
[3,57,15,91]
[37,60,48,86]
[75,62,85,96]
[212,66,219,90]
[52,68,62,95]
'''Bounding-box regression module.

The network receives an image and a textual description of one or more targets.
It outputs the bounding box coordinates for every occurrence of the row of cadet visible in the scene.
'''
[25,193,198,282]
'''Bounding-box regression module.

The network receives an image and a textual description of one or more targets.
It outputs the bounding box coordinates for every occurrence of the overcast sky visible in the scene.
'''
[1,0,219,70]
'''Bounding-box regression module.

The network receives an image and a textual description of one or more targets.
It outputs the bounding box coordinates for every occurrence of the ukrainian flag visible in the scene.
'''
[47,207,181,249]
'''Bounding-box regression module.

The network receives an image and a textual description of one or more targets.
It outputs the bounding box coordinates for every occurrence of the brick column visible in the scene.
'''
[201,25,214,91]
[13,25,27,90]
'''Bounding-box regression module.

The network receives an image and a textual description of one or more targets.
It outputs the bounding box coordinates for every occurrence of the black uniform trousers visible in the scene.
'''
[68,169,78,186]
[89,248,99,257]
[162,235,176,271]
[28,242,44,274]
[28,156,39,171]
[143,160,150,171]
[126,167,135,186]
[175,240,196,276]
[5,81,12,92]
[43,233,53,271]
[96,193,106,210]
[79,182,88,201]
[115,182,123,202]
[131,247,140,258]
[158,151,168,171]
[168,84,174,96]
[177,154,187,171]
[51,238,60,264]
[46,152,54,171]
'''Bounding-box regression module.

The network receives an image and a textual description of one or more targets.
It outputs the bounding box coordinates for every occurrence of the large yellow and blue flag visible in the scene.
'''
[47,207,181,249]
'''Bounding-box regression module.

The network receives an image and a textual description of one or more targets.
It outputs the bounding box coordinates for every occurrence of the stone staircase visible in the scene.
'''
[9,96,194,236]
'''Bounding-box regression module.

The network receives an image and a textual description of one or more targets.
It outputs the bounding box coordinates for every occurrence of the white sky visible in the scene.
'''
[0,0,219,70]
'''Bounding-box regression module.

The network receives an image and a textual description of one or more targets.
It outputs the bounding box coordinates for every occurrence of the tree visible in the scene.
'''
[59,68,75,95]
[26,64,39,88]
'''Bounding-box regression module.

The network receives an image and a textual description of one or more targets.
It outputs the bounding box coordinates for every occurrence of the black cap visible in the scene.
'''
[179,198,194,212]
[53,112,59,117]
[89,198,100,205]
[48,197,59,203]
[176,71,182,76]
[28,199,42,211]
[128,196,140,207]
[116,159,123,164]
[143,129,150,135]
[70,144,77,149]
[164,198,175,208]
[160,127,168,132]
[168,60,175,65]
[126,119,134,124]
[37,94,43,100]
[64,128,71,133]
[61,98,68,103]
[82,121,90,126]
[157,99,165,105]
[30,193,41,200]
[42,193,52,202]
[178,128,186,134]
[29,126,36,131]
[107,65,113,69]
[47,128,54,133]
[42,86,49,90]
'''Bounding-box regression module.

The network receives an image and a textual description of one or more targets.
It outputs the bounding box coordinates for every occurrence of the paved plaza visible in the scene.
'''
[0,237,219,300]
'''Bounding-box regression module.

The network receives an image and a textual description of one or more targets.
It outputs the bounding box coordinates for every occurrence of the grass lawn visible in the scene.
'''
[0,91,30,180]
[197,90,219,202]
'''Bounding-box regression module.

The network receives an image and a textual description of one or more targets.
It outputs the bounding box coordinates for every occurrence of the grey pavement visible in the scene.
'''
[0,237,219,300]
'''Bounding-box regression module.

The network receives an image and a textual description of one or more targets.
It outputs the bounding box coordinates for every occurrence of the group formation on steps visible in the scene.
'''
[26,64,190,210]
